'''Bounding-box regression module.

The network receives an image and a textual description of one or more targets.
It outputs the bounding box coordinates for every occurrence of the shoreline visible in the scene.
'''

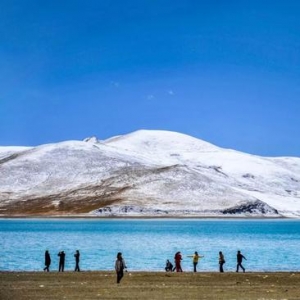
[0,214,289,220]
[1,270,300,273]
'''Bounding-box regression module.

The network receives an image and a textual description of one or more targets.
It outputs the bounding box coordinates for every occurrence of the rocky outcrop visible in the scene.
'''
[222,200,279,216]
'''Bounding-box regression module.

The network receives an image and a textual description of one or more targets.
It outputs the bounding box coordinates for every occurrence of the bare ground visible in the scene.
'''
[1,271,299,300]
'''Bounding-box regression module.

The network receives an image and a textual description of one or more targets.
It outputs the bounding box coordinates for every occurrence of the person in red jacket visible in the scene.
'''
[174,251,183,272]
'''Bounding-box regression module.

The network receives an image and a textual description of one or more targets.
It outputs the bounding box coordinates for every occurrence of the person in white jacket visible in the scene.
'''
[115,252,127,283]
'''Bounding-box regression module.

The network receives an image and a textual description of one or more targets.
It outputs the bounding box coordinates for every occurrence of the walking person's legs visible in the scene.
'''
[117,270,124,283]
[241,264,245,272]
[236,263,245,272]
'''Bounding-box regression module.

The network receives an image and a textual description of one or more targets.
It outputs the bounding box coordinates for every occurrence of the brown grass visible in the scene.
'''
[1,271,299,300]
[0,192,125,216]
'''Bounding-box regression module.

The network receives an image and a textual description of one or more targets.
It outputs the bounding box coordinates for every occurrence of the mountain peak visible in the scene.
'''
[83,136,100,144]
[104,129,220,154]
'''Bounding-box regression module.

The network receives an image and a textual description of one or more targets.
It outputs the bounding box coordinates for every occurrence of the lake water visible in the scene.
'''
[0,219,300,272]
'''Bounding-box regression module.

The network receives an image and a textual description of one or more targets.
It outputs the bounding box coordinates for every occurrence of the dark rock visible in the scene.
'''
[222,200,279,215]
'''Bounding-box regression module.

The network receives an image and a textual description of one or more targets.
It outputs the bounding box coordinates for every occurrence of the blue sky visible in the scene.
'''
[0,0,299,156]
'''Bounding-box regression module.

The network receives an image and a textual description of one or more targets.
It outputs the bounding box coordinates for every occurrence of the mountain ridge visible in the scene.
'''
[0,130,299,218]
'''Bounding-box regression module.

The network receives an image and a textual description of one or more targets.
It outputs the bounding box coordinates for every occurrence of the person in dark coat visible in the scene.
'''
[236,250,246,272]
[74,250,80,272]
[165,259,173,272]
[115,252,127,283]
[43,250,51,272]
[219,251,225,273]
[58,251,66,272]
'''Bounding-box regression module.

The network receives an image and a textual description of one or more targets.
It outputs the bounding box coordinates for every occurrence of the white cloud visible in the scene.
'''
[110,81,120,88]
[147,94,155,100]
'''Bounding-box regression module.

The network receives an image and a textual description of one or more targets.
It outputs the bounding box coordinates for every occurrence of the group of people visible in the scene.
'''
[43,249,246,284]
[165,251,205,272]
[116,251,246,284]
[165,250,246,273]
[43,250,80,272]
[165,251,205,273]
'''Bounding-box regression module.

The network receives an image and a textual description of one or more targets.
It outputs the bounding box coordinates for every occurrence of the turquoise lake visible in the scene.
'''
[0,219,300,272]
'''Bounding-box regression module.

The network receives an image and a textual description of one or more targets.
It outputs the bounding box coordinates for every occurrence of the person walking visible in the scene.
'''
[115,252,127,283]
[219,251,225,272]
[187,251,204,272]
[58,251,66,272]
[74,250,80,272]
[236,250,246,272]
[43,250,51,272]
[174,251,183,272]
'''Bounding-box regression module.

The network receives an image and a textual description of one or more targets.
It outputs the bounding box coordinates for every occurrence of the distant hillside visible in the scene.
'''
[0,130,299,217]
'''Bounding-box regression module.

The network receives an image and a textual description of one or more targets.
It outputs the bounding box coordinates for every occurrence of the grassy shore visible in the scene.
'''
[1,271,299,300]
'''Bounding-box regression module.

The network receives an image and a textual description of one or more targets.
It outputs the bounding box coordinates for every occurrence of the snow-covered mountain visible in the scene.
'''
[0,130,299,218]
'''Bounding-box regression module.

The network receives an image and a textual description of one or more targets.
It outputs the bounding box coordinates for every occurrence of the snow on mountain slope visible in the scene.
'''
[104,130,221,165]
[104,130,300,215]
[0,146,32,159]
[0,130,299,217]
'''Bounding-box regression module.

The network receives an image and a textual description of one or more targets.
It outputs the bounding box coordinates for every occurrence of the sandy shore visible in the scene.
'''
[1,271,299,300]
